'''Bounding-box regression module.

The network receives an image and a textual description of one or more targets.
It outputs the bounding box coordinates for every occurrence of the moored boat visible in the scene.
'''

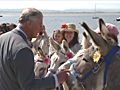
[116,17,120,21]
[92,16,99,19]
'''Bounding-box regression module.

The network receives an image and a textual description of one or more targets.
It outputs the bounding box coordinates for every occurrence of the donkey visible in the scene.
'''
[59,18,120,90]
[32,25,49,56]
[34,47,50,79]
[46,38,74,76]
[32,29,50,79]
[58,32,96,90]
[77,18,120,90]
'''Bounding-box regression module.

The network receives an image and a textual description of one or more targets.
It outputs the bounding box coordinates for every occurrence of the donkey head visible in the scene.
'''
[49,38,74,73]
[64,18,120,90]
[73,18,119,75]
[81,18,119,57]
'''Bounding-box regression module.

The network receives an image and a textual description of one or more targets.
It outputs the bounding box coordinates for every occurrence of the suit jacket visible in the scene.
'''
[0,28,55,90]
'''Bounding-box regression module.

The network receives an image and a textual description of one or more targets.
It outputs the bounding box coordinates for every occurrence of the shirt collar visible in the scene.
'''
[15,23,33,48]
[16,23,28,39]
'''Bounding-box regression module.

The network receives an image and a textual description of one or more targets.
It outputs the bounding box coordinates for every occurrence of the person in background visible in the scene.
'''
[0,8,69,90]
[52,29,64,44]
[8,23,17,30]
[60,23,81,54]
[0,24,3,35]
[95,23,119,43]
[0,23,9,33]
[49,29,64,57]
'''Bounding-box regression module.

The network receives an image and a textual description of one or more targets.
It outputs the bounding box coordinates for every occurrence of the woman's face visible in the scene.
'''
[64,31,75,43]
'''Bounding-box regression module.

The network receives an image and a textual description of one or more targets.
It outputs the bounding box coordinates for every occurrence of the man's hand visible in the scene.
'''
[57,70,70,84]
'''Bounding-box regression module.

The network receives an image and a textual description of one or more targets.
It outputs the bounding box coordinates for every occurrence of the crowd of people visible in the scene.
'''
[0,8,119,90]
[0,23,17,35]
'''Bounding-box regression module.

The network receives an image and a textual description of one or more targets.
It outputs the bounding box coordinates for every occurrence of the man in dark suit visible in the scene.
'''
[0,8,69,90]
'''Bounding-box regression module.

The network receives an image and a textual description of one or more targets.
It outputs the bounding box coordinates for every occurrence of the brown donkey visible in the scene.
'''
[60,18,120,90]
[75,18,120,90]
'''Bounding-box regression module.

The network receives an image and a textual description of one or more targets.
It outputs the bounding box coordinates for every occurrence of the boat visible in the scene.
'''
[92,16,99,19]
[92,3,99,19]
[116,17,120,21]
[0,15,3,17]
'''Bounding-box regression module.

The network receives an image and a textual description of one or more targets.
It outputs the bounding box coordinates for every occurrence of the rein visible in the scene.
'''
[77,45,120,87]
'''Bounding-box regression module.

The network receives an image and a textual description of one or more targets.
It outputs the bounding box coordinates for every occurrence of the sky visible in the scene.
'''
[0,0,120,11]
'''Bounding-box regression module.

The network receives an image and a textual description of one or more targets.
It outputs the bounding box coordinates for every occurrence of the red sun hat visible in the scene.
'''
[60,23,79,34]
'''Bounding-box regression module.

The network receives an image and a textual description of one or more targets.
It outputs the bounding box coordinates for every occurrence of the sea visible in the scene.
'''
[0,11,120,44]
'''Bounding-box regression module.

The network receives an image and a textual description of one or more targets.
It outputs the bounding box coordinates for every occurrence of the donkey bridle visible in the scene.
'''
[76,45,120,89]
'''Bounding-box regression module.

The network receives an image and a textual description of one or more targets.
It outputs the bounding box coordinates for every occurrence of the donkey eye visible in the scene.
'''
[78,54,83,57]
[96,48,99,51]
[83,58,89,62]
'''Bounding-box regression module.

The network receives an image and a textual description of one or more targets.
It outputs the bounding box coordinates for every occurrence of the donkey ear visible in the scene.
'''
[49,38,61,52]
[81,22,101,46]
[81,32,91,49]
[99,18,109,37]
[61,39,69,52]
[81,21,107,49]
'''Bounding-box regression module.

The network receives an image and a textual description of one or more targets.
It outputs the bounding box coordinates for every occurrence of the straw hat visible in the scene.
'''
[60,23,79,33]
[95,23,119,36]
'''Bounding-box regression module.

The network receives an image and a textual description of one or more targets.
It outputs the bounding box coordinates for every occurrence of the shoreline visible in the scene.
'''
[1,12,120,16]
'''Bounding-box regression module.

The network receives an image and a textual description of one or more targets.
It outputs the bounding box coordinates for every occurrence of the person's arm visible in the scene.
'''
[13,47,55,90]
[42,25,49,39]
